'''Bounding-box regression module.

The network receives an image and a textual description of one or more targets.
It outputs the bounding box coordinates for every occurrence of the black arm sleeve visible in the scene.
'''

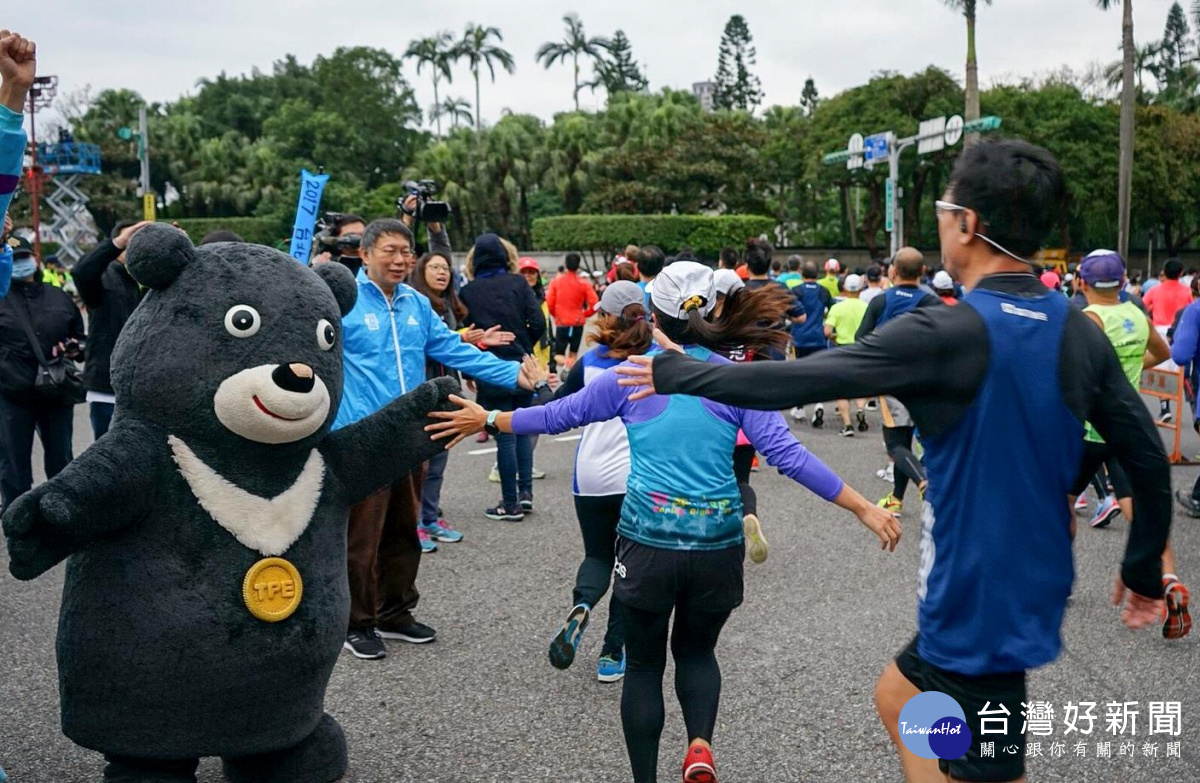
[1079,328,1172,600]
[553,357,587,400]
[72,240,121,308]
[427,226,452,260]
[856,295,886,340]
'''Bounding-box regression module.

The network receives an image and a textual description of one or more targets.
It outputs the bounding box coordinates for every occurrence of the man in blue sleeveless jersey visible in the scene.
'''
[618,139,1171,783]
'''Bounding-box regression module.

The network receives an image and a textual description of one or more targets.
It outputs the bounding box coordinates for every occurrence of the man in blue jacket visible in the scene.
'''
[0,30,38,298]
[336,217,533,660]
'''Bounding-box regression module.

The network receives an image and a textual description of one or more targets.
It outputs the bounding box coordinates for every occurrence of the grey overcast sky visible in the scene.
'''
[11,0,1181,129]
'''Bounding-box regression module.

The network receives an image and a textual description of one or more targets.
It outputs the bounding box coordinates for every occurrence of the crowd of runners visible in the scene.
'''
[0,27,1195,783]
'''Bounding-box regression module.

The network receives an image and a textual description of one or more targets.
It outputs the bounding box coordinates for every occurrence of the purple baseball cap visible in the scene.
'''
[1078,249,1125,289]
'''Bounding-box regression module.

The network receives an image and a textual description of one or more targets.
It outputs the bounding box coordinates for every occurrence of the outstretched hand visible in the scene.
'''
[1111,575,1165,630]
[425,394,488,450]
[858,503,902,552]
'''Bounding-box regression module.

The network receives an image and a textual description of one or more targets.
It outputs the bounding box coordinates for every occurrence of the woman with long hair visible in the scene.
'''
[427,262,900,783]
[408,250,514,550]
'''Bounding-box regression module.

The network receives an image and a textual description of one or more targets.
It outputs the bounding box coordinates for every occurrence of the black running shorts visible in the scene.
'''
[612,536,744,614]
[895,636,1028,783]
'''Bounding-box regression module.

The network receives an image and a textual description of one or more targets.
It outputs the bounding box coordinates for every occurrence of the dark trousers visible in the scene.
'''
[0,394,74,512]
[551,325,586,370]
[478,388,533,507]
[90,401,115,440]
[419,449,450,525]
[882,426,926,501]
[346,468,426,631]
[573,493,626,651]
[621,603,732,783]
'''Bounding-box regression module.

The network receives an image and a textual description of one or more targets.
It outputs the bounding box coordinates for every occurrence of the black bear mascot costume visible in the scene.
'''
[3,224,457,782]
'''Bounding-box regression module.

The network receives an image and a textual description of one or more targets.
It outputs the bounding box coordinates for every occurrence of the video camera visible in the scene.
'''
[398,180,451,224]
[313,212,362,262]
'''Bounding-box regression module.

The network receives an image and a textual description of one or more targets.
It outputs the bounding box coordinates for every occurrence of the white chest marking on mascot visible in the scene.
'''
[168,435,324,556]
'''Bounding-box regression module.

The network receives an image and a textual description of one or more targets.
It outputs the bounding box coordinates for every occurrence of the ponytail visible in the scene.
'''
[653,285,792,355]
[590,303,653,359]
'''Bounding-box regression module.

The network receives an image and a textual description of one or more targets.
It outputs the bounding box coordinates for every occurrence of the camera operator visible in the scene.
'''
[312,213,367,275]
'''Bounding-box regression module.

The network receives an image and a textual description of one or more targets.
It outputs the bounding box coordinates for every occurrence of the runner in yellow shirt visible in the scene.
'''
[824,273,871,436]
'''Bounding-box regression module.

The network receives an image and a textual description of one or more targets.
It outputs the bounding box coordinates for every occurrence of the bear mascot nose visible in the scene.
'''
[272,363,316,394]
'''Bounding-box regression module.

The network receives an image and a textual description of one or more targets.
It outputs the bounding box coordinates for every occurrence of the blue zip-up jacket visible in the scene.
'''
[0,105,26,298]
[332,274,519,430]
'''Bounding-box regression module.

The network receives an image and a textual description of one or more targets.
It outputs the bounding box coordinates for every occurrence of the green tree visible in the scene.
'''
[1096,0,1136,260]
[589,30,648,97]
[432,96,473,131]
[712,15,764,112]
[536,14,612,112]
[800,77,819,115]
[460,24,516,131]
[941,0,993,146]
[1163,2,1193,71]
[1132,105,1200,253]
[404,31,459,137]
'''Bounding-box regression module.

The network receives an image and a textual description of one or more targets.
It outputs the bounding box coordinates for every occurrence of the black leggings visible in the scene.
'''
[883,426,926,502]
[551,325,586,370]
[573,494,626,651]
[621,603,732,783]
[731,444,757,516]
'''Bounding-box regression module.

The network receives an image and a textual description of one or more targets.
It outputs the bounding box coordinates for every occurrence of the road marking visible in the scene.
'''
[554,435,582,442]
[468,447,498,455]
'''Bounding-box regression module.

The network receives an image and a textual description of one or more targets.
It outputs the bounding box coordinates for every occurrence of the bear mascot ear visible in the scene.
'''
[125,224,197,290]
[313,262,358,317]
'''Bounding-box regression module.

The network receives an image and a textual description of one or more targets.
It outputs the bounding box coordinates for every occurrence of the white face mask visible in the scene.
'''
[11,258,37,279]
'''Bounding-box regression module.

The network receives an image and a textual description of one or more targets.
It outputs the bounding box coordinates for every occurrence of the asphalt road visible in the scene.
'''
[2,403,1198,783]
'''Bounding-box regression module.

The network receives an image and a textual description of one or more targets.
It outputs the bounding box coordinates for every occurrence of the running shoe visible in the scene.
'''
[597,648,626,683]
[790,406,806,423]
[743,514,769,565]
[839,425,855,437]
[377,621,438,644]
[750,455,760,472]
[476,431,489,443]
[856,408,869,432]
[1174,489,1200,518]
[488,464,500,483]
[1163,579,1192,640]
[1089,495,1120,528]
[485,502,525,521]
[417,525,438,554]
[343,629,387,659]
[1160,410,1174,424]
[866,398,878,411]
[421,520,463,543]
[876,464,894,483]
[532,467,547,479]
[1073,494,1090,513]
[549,604,591,670]
[682,741,717,783]
[878,494,903,515]
[812,408,824,428]
[520,492,534,513]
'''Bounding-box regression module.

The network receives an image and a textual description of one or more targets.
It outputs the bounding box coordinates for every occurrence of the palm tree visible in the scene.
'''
[1097,0,1136,261]
[459,24,516,132]
[941,0,993,146]
[404,31,459,137]
[1105,40,1164,99]
[431,97,474,131]
[535,14,612,112]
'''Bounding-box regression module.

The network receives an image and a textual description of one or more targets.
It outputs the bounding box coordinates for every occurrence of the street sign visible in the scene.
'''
[918,116,947,155]
[142,193,156,222]
[963,115,1003,133]
[944,115,965,147]
[847,133,864,170]
[885,179,895,232]
[864,133,889,164]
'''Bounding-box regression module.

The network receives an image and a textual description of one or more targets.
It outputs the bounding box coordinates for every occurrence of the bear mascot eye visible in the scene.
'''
[316,319,336,351]
[224,305,262,338]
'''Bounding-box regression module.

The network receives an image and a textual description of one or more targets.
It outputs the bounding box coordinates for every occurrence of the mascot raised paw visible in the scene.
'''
[2,224,457,783]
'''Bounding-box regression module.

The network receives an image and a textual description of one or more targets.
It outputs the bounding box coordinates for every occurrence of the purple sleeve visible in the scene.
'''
[715,403,844,501]
[511,367,627,435]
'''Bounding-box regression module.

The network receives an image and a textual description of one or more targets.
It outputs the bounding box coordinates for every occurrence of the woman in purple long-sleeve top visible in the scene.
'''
[429,262,900,783]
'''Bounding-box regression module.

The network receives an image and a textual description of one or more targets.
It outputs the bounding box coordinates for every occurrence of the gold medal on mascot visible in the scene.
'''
[242,557,303,622]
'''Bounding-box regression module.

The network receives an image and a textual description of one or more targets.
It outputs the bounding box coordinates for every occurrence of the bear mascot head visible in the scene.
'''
[3,224,457,782]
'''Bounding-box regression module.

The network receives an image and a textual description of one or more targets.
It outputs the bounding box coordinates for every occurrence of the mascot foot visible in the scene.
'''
[222,713,348,783]
[103,755,199,782]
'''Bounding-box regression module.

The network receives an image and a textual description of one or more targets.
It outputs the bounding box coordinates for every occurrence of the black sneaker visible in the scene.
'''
[377,621,438,644]
[856,409,869,432]
[812,408,824,428]
[865,399,878,411]
[1175,490,1200,518]
[520,492,534,513]
[839,425,855,437]
[485,502,525,521]
[344,628,387,659]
